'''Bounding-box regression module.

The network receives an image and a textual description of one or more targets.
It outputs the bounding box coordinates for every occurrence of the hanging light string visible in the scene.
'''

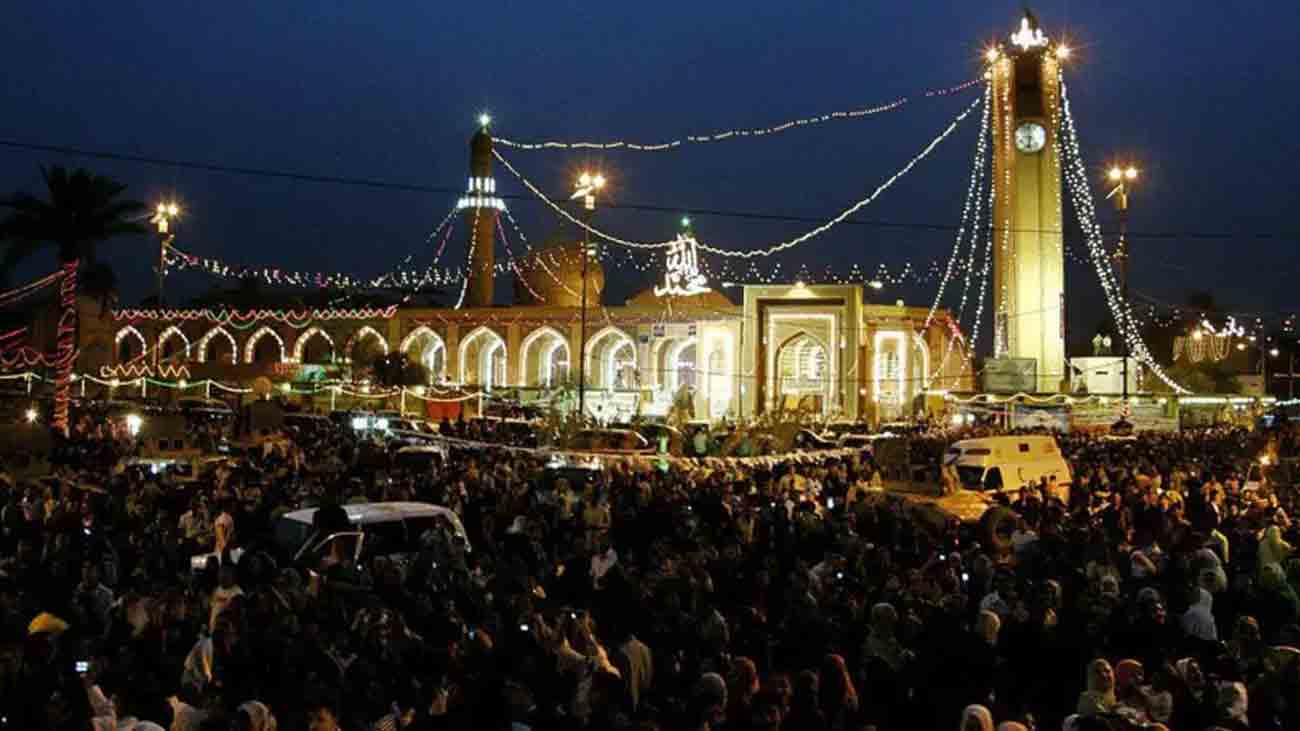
[163,207,461,291]
[371,207,460,288]
[1059,80,1188,394]
[967,161,998,358]
[454,207,481,309]
[495,78,981,152]
[0,269,67,309]
[924,82,991,331]
[494,93,983,259]
[500,208,584,299]
[927,85,992,381]
[497,217,547,303]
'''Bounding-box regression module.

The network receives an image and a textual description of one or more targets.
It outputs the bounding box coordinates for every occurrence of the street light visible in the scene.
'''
[1105,162,1139,427]
[571,170,607,421]
[151,201,181,306]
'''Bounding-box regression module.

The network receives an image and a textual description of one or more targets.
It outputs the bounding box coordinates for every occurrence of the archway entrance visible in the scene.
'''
[774,332,830,413]
[401,327,447,383]
[459,327,507,390]
[520,327,571,388]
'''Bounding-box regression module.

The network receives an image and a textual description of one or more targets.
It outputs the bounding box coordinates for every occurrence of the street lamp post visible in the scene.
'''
[1106,165,1139,425]
[151,202,180,306]
[571,172,605,422]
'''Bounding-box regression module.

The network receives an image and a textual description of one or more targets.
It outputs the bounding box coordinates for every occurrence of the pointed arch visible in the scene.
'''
[583,326,637,389]
[664,337,698,394]
[519,326,571,387]
[458,325,507,388]
[244,325,286,364]
[345,326,389,363]
[293,327,336,364]
[196,326,237,364]
[157,326,191,361]
[400,325,447,382]
[114,325,148,363]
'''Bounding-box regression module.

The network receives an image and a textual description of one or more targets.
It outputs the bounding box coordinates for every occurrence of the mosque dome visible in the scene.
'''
[512,219,605,307]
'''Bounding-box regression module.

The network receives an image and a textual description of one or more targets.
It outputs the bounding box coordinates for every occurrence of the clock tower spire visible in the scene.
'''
[989,9,1067,392]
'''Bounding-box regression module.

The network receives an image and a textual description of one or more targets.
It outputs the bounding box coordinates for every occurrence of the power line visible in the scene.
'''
[3,137,1299,244]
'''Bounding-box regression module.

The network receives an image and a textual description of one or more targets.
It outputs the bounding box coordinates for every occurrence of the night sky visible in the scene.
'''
[2,2,1298,346]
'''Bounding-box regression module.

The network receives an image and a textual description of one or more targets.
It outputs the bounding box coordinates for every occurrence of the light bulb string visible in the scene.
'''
[454,207,481,309]
[924,82,991,332]
[497,217,547,304]
[1059,80,1187,394]
[494,78,981,152]
[494,94,982,259]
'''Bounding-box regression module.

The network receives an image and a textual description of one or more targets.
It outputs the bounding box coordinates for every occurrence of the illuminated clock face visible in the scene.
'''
[1015,122,1047,153]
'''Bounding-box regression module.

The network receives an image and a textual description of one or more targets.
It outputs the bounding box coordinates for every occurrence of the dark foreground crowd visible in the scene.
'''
[2,415,1300,731]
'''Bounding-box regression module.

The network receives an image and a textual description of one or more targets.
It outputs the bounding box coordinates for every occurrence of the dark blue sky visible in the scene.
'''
[2,1,1298,340]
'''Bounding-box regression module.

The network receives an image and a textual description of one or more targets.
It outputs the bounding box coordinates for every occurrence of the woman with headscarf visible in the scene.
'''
[1076,659,1117,716]
[1113,659,1149,717]
[235,701,277,731]
[1259,524,1294,579]
[1255,562,1300,634]
[1181,586,1218,642]
[861,602,910,728]
[782,669,825,731]
[726,657,760,731]
[958,704,993,731]
[1228,615,1265,677]
[818,654,858,731]
[863,603,909,673]
[1213,681,1250,730]
[1169,657,1214,731]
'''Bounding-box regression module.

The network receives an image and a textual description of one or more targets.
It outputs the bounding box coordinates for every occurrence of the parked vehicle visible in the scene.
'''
[946,435,1071,502]
[191,501,470,575]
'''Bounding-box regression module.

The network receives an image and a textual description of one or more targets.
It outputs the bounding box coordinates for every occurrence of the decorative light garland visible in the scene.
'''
[924,82,990,331]
[495,78,981,151]
[112,306,399,324]
[501,208,581,298]
[497,217,546,303]
[454,206,481,309]
[494,94,982,259]
[928,89,990,383]
[163,207,461,291]
[1058,80,1188,394]
[0,269,65,309]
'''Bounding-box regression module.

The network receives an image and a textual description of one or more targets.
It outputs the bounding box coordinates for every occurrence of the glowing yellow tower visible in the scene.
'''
[990,11,1066,393]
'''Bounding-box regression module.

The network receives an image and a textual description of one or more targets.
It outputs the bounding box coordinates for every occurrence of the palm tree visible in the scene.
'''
[1,166,147,434]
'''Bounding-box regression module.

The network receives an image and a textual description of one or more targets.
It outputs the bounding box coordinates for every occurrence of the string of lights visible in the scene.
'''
[497,217,546,303]
[494,94,982,259]
[0,269,66,309]
[925,82,990,331]
[163,207,463,291]
[929,88,991,382]
[494,78,981,152]
[1059,80,1188,395]
[454,207,480,309]
[111,306,398,324]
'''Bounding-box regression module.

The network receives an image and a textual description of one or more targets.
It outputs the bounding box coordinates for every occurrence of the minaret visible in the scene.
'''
[989,10,1066,392]
[458,115,505,307]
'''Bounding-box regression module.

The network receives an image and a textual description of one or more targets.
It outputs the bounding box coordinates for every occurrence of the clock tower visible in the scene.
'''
[990,11,1066,393]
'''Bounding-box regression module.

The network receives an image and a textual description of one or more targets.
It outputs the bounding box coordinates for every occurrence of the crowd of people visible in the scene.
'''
[1,408,1300,730]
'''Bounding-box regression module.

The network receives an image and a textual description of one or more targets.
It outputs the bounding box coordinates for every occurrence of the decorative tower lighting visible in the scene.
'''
[457,114,506,307]
[989,9,1067,393]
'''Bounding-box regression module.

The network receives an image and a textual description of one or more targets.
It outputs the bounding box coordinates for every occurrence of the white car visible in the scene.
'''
[191,501,470,571]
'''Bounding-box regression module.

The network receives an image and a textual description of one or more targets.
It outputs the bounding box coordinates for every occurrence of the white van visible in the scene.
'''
[945,435,1071,502]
